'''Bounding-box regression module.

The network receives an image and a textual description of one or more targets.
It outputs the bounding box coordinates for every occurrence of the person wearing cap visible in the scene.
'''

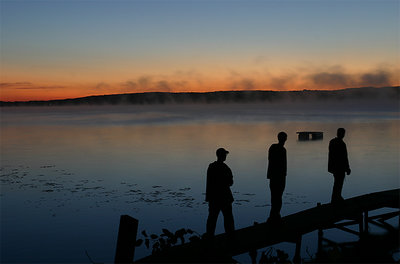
[267,132,287,224]
[328,128,351,204]
[205,147,235,237]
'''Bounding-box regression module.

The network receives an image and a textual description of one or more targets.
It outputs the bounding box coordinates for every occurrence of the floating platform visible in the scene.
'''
[297,131,323,141]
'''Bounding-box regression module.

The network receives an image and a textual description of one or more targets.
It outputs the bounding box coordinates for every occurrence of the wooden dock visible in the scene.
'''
[119,188,399,263]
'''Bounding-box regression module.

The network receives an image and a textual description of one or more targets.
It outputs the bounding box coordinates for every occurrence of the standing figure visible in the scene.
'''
[267,132,287,223]
[328,128,351,203]
[205,148,235,237]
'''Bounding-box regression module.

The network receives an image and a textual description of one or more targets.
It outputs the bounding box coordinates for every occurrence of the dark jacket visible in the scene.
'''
[328,137,350,174]
[205,161,234,204]
[267,143,287,179]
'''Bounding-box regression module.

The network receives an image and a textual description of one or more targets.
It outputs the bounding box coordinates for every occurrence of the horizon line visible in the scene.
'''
[2,86,398,103]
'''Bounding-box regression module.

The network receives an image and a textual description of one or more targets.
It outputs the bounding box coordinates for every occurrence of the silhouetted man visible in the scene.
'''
[328,128,351,203]
[267,132,287,223]
[205,148,234,237]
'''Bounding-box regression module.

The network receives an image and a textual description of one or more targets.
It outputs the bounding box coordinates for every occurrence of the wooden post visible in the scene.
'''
[115,215,139,264]
[364,211,369,234]
[358,213,364,237]
[293,235,302,263]
[317,203,323,253]
[318,228,323,249]
[249,249,257,264]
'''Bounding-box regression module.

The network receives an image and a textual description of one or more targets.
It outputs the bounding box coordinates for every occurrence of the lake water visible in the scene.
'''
[1,103,399,263]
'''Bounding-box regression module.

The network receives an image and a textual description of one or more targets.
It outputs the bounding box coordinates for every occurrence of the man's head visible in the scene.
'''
[337,128,346,139]
[216,148,229,162]
[278,132,287,145]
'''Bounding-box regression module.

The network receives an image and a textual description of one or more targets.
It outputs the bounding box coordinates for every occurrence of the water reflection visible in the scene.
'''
[0,105,398,263]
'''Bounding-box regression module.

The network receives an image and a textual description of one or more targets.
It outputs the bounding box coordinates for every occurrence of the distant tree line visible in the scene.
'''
[1,86,398,106]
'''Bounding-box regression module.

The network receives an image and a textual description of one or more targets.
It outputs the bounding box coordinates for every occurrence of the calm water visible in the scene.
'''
[1,104,399,263]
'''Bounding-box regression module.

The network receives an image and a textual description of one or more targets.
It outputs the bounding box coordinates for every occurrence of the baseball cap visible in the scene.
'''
[216,148,229,156]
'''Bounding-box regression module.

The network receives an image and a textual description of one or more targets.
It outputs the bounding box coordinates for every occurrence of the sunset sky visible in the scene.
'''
[1,0,399,101]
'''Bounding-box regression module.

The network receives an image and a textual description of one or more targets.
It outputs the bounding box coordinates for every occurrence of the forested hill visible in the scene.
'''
[1,86,399,106]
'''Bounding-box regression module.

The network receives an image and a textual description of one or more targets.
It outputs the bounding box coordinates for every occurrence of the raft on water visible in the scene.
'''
[297,131,323,141]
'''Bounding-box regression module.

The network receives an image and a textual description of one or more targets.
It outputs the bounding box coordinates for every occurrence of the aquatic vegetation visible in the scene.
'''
[136,227,202,254]
[259,247,291,264]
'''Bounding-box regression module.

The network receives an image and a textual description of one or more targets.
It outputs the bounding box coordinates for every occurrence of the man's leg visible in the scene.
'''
[206,202,220,236]
[221,203,235,233]
[270,178,285,218]
[275,177,286,217]
[331,172,345,203]
[269,178,279,219]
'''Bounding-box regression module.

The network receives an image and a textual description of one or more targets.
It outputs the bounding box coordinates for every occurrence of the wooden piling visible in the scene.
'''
[358,213,364,236]
[249,248,257,264]
[293,235,302,263]
[317,203,323,253]
[318,228,323,253]
[364,211,369,234]
[115,215,139,264]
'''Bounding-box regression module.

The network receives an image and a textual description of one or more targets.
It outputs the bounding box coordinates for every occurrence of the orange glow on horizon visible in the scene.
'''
[1,67,398,102]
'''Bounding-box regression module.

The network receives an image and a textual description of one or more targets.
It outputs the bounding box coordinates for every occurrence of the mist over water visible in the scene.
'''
[1,103,399,263]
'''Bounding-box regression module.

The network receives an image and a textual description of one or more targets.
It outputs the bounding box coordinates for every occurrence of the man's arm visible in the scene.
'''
[205,165,211,202]
[344,144,351,175]
[227,166,233,186]
[328,140,335,173]
[283,148,287,176]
